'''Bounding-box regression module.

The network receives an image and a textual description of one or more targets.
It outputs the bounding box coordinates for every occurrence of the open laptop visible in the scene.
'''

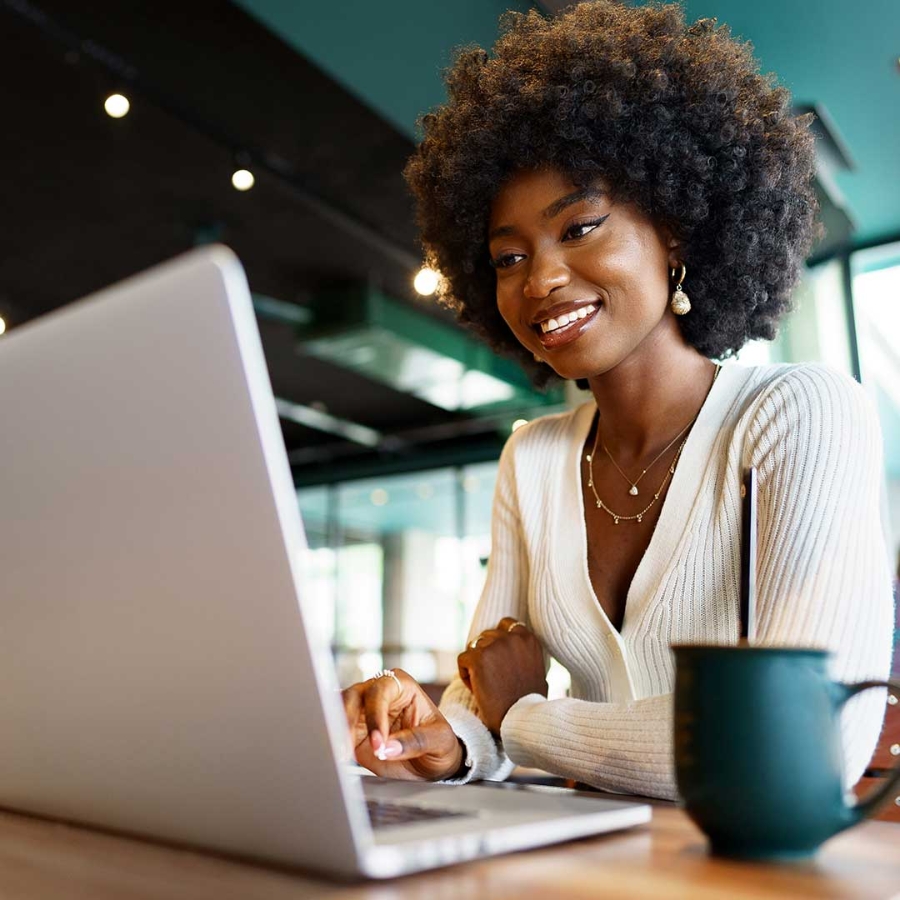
[0,246,650,878]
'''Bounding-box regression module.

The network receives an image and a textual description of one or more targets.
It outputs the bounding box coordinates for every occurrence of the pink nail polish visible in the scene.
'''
[382,740,402,759]
[371,730,388,760]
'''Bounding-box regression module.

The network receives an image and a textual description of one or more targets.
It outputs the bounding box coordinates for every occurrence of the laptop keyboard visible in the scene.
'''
[366,799,473,829]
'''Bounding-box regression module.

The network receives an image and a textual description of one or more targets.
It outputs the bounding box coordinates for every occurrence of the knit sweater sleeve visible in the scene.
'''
[437,432,528,784]
[497,366,893,799]
[741,366,894,784]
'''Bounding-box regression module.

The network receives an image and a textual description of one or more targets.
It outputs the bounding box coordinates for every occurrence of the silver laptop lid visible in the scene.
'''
[0,246,371,871]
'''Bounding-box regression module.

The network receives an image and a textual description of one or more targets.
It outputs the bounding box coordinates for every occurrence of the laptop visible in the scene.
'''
[0,246,651,878]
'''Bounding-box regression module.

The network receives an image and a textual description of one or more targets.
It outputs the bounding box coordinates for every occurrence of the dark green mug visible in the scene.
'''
[672,644,900,859]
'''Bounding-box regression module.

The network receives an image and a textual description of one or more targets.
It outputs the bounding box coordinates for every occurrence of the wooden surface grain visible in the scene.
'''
[0,802,896,899]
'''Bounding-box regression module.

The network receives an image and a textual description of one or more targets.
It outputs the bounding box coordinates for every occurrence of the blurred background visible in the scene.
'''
[1,0,897,687]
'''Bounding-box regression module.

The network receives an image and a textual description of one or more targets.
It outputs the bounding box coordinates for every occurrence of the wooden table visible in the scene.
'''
[0,799,897,900]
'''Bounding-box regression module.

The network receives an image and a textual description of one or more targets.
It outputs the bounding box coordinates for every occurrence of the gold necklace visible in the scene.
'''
[584,366,719,525]
[600,419,692,496]
[586,432,688,524]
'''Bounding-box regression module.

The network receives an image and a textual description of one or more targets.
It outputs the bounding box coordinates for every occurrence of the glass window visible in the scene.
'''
[296,463,501,686]
[852,242,900,673]
[852,243,900,604]
[753,259,855,375]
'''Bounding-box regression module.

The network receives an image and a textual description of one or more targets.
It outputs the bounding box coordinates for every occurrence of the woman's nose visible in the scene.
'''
[523,251,569,299]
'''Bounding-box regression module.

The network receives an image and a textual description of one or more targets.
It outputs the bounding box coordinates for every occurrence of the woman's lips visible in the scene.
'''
[535,303,600,349]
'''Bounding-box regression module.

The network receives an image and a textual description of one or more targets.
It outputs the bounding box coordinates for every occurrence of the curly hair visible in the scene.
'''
[404,1,820,387]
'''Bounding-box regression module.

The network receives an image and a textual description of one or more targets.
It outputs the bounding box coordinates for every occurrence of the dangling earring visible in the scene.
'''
[670,264,691,316]
[533,352,543,363]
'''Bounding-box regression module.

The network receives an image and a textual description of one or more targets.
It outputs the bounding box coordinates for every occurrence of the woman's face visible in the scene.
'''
[488,167,681,382]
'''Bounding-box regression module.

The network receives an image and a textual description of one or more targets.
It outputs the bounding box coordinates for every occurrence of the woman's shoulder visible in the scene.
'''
[732,361,881,455]
[737,361,873,418]
[740,360,860,393]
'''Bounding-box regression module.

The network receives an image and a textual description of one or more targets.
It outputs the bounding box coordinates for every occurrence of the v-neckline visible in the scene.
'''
[568,365,733,637]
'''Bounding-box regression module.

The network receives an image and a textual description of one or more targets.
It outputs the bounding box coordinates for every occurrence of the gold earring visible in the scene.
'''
[533,353,543,363]
[670,264,691,316]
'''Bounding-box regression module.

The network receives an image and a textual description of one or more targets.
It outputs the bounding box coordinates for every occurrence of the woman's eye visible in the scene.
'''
[563,216,609,241]
[489,252,525,270]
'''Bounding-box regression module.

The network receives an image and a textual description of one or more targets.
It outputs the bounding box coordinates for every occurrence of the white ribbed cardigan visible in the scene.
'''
[441,362,895,800]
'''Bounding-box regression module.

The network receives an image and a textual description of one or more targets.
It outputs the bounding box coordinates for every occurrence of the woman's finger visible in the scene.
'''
[342,684,364,734]
[459,620,524,684]
[380,722,463,774]
[362,670,405,757]
[466,631,486,650]
[496,616,529,634]
[457,647,475,690]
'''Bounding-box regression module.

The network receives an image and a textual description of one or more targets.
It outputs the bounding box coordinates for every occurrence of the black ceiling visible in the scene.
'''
[0,0,512,483]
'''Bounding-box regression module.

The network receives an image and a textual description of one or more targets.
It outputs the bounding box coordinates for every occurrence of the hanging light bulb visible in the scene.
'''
[414,266,440,296]
[104,93,130,118]
[231,169,255,191]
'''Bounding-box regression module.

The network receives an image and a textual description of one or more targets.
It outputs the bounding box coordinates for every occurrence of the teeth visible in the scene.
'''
[539,304,597,334]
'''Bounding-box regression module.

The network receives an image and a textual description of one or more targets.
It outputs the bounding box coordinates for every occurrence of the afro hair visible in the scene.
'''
[404,1,820,387]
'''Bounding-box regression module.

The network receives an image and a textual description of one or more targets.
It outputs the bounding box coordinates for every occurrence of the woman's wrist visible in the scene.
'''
[443,737,470,780]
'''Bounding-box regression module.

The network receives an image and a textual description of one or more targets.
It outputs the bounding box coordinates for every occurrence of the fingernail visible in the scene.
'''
[381,739,402,759]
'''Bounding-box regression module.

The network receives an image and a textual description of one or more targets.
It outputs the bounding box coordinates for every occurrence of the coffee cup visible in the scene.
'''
[672,644,900,859]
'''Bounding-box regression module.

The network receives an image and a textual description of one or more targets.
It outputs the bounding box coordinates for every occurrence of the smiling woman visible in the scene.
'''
[341,0,895,801]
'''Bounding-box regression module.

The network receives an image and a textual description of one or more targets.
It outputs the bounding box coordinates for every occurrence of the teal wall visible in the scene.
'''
[677,0,900,244]
[237,0,899,243]
[234,0,534,140]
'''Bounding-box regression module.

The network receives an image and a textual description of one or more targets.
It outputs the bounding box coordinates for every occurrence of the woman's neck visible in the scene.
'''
[586,343,717,466]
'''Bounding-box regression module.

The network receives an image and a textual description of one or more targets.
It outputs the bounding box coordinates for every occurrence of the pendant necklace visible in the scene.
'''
[586,432,689,525]
[600,419,692,497]
[584,365,720,524]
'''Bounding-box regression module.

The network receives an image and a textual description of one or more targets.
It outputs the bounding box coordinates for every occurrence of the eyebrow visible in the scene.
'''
[488,187,605,241]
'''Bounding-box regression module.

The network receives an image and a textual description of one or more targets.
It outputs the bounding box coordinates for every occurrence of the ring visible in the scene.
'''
[507,621,528,633]
[373,668,402,697]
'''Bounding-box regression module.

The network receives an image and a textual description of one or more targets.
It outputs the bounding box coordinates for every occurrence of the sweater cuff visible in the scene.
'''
[440,704,516,784]
[499,693,548,767]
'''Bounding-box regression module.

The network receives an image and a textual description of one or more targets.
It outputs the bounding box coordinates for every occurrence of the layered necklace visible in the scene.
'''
[585,365,720,525]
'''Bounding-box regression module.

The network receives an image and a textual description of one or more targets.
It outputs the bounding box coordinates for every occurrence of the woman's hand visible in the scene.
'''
[457,617,548,735]
[342,668,463,781]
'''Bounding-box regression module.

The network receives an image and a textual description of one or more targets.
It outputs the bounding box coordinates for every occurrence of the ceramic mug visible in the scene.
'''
[672,644,900,859]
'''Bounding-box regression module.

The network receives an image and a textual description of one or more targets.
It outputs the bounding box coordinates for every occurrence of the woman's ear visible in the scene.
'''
[664,228,683,270]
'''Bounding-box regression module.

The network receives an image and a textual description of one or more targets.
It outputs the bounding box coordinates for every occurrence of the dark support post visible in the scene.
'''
[840,251,862,383]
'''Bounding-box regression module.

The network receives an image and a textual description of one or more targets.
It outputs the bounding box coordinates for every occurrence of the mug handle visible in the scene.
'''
[834,678,900,825]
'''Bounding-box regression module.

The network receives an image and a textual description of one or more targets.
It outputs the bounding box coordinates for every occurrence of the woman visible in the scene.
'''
[342,1,894,799]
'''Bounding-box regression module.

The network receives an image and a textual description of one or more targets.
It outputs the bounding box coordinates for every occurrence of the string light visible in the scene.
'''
[104,94,130,118]
[462,475,480,493]
[231,169,255,191]
[414,266,440,296]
